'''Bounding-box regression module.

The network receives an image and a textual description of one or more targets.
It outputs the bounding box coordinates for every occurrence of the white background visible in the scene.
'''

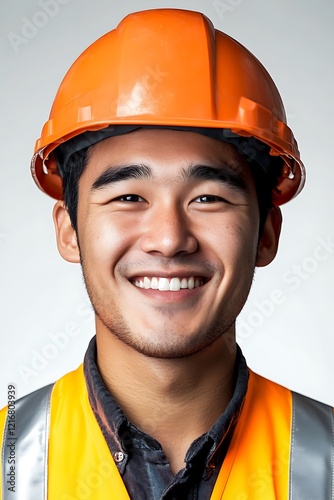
[1,0,333,408]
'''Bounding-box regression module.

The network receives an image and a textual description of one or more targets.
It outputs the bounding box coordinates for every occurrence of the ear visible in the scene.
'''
[53,201,80,263]
[256,206,282,267]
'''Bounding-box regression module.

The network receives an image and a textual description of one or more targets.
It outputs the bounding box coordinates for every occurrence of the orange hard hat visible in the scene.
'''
[31,8,305,204]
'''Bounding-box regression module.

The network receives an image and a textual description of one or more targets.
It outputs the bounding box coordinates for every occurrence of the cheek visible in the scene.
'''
[79,212,137,272]
[200,213,258,261]
[215,221,258,302]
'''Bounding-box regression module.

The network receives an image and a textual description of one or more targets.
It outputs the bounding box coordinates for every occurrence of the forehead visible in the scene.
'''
[81,128,253,185]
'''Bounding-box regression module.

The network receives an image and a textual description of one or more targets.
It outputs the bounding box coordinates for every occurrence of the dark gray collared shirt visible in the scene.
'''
[83,337,248,500]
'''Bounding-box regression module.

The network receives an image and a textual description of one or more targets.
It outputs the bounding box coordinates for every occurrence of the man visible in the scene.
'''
[1,8,333,500]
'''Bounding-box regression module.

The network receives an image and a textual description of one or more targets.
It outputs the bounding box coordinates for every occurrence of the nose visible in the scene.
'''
[140,203,198,257]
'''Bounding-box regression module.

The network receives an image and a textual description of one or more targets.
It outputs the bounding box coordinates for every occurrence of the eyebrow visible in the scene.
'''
[180,164,248,194]
[91,164,152,190]
[91,162,248,194]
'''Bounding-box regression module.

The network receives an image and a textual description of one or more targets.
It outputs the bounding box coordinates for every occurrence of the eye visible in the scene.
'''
[113,194,145,202]
[193,195,226,203]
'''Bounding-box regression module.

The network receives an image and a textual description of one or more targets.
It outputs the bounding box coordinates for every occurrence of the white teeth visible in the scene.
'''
[158,278,169,291]
[180,278,188,289]
[170,277,181,291]
[188,277,194,290]
[133,276,204,291]
[151,277,159,289]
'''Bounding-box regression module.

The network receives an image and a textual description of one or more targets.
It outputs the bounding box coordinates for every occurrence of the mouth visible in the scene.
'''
[130,276,209,291]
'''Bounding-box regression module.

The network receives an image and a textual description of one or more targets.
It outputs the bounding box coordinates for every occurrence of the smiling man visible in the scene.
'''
[1,8,333,500]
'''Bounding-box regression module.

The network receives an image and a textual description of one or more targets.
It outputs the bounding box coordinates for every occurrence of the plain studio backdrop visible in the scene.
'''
[0,0,333,408]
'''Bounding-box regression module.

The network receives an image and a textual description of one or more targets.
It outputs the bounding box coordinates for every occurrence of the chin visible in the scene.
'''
[104,318,232,360]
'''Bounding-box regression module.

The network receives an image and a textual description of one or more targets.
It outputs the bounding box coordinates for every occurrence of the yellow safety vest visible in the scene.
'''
[0,365,333,499]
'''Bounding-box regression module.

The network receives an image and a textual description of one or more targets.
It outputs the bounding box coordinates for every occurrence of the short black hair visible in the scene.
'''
[249,158,282,235]
[60,147,91,233]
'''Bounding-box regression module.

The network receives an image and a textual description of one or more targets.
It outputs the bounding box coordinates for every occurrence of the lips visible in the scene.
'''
[131,276,208,291]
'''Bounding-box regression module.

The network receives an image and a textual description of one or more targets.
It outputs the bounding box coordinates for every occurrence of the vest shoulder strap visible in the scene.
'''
[290,391,334,500]
[1,383,54,500]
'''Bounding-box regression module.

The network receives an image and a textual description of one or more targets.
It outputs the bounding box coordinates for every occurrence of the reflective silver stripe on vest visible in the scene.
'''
[2,383,54,500]
[290,392,334,500]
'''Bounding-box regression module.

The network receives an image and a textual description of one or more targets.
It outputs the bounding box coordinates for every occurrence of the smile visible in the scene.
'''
[131,276,207,291]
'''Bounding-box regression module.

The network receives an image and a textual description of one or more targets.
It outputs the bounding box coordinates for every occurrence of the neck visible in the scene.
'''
[96,324,237,474]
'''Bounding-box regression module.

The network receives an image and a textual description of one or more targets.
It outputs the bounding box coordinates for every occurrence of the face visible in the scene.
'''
[57,129,278,359]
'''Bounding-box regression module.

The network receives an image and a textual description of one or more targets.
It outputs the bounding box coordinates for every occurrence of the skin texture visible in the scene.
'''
[53,129,282,473]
